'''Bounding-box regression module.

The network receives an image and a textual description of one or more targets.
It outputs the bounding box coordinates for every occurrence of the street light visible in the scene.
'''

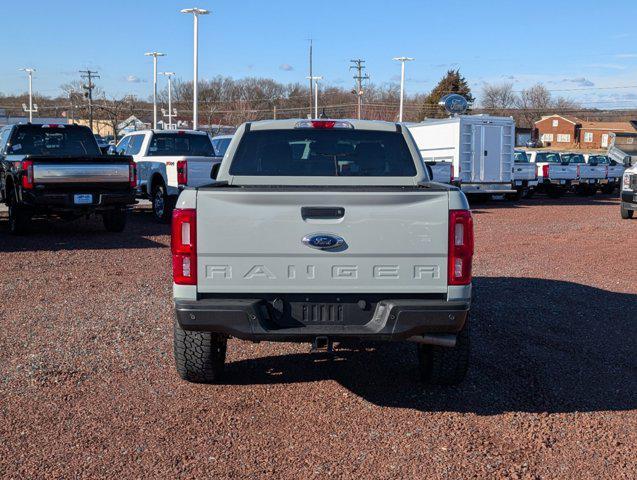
[19,68,37,122]
[393,57,414,122]
[181,7,210,130]
[160,71,176,129]
[145,52,166,129]
[307,76,323,118]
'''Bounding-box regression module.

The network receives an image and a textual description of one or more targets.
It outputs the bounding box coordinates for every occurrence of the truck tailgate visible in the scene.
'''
[512,164,536,181]
[195,189,449,294]
[185,156,221,188]
[579,165,606,179]
[549,164,577,180]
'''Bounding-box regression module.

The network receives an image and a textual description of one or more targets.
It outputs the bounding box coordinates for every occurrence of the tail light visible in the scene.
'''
[450,164,455,181]
[448,210,474,286]
[177,160,188,186]
[605,166,609,178]
[576,165,580,178]
[541,164,549,178]
[295,120,354,129]
[21,160,34,189]
[129,161,137,188]
[172,209,197,285]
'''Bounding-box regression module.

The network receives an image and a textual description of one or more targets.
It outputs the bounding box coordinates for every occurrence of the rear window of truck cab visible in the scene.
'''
[148,132,215,157]
[562,154,585,164]
[8,125,100,156]
[535,152,562,163]
[514,151,529,163]
[229,129,417,177]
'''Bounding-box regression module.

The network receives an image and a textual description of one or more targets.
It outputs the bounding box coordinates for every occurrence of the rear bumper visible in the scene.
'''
[22,190,136,211]
[461,183,515,194]
[174,297,470,342]
[512,179,538,188]
[539,178,576,187]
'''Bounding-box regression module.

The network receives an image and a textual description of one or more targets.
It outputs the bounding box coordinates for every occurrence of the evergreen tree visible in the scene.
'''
[420,69,474,119]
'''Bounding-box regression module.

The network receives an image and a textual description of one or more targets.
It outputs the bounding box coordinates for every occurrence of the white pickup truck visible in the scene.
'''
[528,151,578,198]
[621,163,637,218]
[171,119,474,385]
[510,150,538,199]
[561,153,606,195]
[586,154,624,194]
[112,130,221,221]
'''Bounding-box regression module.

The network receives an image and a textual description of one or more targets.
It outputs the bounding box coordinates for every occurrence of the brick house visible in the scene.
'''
[534,114,637,149]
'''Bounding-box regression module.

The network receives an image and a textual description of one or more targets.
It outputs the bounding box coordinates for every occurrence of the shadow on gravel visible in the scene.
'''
[222,277,637,415]
[0,207,167,252]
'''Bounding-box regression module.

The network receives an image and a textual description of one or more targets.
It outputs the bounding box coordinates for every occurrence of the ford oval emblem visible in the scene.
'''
[302,233,345,250]
[439,93,469,115]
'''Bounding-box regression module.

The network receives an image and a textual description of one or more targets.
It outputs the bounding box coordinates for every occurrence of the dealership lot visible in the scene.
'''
[0,197,635,478]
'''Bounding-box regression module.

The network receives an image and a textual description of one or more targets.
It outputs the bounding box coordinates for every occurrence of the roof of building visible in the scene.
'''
[537,114,583,124]
[579,121,637,132]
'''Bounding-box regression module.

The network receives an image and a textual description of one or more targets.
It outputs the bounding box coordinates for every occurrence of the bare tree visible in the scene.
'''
[481,82,516,113]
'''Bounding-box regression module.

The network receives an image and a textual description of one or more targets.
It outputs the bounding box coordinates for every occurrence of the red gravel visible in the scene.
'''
[1,195,636,479]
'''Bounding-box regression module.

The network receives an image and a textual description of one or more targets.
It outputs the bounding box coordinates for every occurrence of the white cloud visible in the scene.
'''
[614,53,637,59]
[584,63,627,70]
[124,75,144,83]
[279,63,294,71]
[562,77,595,87]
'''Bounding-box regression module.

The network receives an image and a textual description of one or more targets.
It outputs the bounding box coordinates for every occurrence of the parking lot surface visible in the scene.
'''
[1,196,635,479]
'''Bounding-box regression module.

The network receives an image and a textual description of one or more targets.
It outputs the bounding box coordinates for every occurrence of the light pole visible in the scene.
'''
[19,68,37,122]
[307,76,323,118]
[393,57,414,122]
[181,7,209,130]
[145,52,166,129]
[160,71,176,129]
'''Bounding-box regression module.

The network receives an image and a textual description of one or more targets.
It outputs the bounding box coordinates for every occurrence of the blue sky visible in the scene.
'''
[1,0,637,108]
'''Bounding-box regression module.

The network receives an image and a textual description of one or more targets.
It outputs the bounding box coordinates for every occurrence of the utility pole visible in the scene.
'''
[160,71,176,129]
[19,68,37,122]
[393,57,414,122]
[145,52,166,129]
[349,59,369,119]
[80,69,100,131]
[307,76,323,118]
[181,7,210,130]
[308,39,313,119]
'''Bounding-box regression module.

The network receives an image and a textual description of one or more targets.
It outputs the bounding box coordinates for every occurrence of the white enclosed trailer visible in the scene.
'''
[408,115,515,194]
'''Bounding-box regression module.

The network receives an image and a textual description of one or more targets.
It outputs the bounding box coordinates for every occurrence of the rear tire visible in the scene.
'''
[505,189,523,201]
[173,319,227,383]
[547,187,563,199]
[525,189,535,199]
[103,208,127,232]
[7,196,31,235]
[417,318,470,385]
[152,183,173,224]
[621,205,634,219]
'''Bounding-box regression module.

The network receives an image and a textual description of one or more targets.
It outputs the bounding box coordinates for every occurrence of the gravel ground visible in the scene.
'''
[0,194,635,479]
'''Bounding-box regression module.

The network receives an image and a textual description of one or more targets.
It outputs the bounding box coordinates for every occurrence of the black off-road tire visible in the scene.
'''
[8,197,31,235]
[103,208,127,232]
[174,319,227,383]
[418,318,470,385]
[621,205,634,219]
[525,189,535,199]
[152,182,174,224]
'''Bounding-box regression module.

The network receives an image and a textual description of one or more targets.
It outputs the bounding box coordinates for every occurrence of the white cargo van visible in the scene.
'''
[407,115,515,195]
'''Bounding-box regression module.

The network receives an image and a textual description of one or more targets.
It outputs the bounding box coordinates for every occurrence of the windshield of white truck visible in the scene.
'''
[535,152,562,163]
[229,129,417,176]
[8,125,101,156]
[148,133,215,157]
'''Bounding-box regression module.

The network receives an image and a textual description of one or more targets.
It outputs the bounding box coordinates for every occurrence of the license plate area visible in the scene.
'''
[74,194,93,205]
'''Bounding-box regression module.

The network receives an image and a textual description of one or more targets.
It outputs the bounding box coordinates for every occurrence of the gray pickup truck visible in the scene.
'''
[0,123,136,234]
[171,119,474,385]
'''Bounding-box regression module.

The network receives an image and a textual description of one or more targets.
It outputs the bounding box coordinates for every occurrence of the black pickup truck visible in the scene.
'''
[0,123,136,234]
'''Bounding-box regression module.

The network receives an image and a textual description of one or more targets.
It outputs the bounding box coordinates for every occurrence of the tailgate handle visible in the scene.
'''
[301,207,345,220]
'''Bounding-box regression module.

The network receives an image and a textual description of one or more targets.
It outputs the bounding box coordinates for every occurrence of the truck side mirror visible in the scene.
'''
[210,162,221,180]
